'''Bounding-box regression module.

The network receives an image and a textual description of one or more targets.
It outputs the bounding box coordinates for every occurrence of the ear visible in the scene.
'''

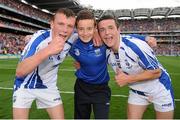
[50,20,53,29]
[118,27,121,33]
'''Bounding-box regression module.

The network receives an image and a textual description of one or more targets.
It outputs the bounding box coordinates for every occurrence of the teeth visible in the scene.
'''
[59,34,66,39]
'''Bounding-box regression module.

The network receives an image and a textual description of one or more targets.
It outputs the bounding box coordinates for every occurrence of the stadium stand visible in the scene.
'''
[0,0,180,55]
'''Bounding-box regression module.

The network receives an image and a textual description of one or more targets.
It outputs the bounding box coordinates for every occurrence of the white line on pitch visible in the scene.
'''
[0,86,179,101]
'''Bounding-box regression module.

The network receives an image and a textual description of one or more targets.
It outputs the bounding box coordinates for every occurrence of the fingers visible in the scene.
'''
[93,29,103,47]
[74,61,80,69]
[116,67,123,75]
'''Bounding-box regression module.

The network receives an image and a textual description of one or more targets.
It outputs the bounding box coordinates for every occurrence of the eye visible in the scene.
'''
[99,28,105,33]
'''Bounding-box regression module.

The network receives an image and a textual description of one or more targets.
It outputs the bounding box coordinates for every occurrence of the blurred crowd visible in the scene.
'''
[0,0,179,56]
[0,32,180,56]
[0,32,26,54]
[119,18,180,32]
[0,19,38,32]
[0,0,51,22]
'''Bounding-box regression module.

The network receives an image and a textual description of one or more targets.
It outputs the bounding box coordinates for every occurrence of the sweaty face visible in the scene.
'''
[50,13,76,41]
[98,19,120,49]
[77,19,95,43]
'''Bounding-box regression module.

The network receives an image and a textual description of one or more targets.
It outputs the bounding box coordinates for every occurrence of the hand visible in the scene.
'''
[93,29,103,47]
[74,61,80,70]
[47,34,65,55]
[146,36,157,48]
[115,68,130,87]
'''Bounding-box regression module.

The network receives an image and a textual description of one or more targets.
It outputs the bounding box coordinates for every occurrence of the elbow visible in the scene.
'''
[156,68,162,77]
[153,68,161,79]
[16,69,26,78]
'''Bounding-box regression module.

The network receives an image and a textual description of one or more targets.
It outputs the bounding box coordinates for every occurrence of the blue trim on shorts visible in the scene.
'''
[131,89,146,96]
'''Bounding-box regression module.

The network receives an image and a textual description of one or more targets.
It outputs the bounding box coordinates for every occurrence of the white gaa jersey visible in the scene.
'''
[14,30,78,91]
[107,35,172,92]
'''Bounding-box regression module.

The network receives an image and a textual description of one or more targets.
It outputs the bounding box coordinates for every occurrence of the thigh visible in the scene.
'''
[152,88,174,113]
[35,89,62,109]
[156,110,174,119]
[74,103,91,119]
[46,104,64,119]
[13,88,35,108]
[128,90,149,119]
[13,108,30,119]
[128,103,148,119]
[93,103,109,119]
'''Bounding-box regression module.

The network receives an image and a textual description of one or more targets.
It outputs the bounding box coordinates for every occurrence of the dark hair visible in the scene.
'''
[97,15,119,29]
[75,9,96,27]
[51,8,75,21]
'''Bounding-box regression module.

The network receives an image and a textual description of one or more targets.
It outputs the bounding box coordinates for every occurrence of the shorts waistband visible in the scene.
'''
[78,78,108,86]
[131,89,146,96]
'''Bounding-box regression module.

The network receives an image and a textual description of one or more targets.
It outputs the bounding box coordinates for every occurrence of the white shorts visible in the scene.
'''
[128,88,174,112]
[13,88,62,109]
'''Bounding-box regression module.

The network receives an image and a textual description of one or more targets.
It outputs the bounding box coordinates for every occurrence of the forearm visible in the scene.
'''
[127,69,161,84]
[16,47,51,77]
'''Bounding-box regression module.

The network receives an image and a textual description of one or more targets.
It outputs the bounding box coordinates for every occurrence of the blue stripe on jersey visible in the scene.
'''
[145,53,159,69]
[24,71,36,88]
[14,76,26,91]
[170,86,175,107]
[121,47,135,62]
[122,39,154,70]
[24,68,47,89]
[159,70,172,90]
[22,30,50,60]
[66,41,72,46]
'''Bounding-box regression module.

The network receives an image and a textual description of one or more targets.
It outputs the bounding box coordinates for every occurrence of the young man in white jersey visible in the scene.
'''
[13,8,76,119]
[97,15,174,119]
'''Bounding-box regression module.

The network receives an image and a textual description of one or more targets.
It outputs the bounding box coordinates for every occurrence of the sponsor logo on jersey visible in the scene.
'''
[74,49,80,56]
[94,48,102,56]
[125,59,132,69]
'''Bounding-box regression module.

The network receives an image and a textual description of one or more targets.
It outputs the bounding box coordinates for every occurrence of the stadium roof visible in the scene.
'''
[22,0,180,19]
[94,7,180,19]
[23,0,83,14]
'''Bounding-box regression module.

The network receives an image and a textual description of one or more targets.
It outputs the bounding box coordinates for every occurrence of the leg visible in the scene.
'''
[46,104,64,119]
[13,108,30,119]
[74,79,92,119]
[156,110,174,119]
[74,102,91,119]
[93,103,109,119]
[127,103,148,119]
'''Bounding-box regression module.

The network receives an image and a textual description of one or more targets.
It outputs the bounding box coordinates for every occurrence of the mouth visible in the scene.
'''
[58,34,67,40]
[104,35,113,42]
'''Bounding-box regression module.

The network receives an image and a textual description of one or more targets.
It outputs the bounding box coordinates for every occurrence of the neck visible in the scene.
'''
[111,34,121,53]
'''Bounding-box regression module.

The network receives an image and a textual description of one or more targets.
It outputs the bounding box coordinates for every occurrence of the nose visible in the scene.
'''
[105,29,110,35]
[62,25,68,33]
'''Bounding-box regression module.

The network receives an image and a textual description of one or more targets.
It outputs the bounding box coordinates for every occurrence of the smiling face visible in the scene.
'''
[77,19,95,43]
[50,13,76,41]
[98,19,120,51]
[75,10,96,43]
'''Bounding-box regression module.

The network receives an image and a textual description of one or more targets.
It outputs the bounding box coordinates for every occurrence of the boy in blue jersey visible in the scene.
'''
[68,10,111,119]
[13,8,76,119]
[97,15,174,119]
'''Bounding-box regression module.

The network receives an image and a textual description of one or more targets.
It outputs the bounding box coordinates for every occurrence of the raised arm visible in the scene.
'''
[16,33,65,77]
[130,34,157,47]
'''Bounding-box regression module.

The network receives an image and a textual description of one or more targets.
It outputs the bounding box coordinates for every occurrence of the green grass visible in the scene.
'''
[0,56,180,119]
